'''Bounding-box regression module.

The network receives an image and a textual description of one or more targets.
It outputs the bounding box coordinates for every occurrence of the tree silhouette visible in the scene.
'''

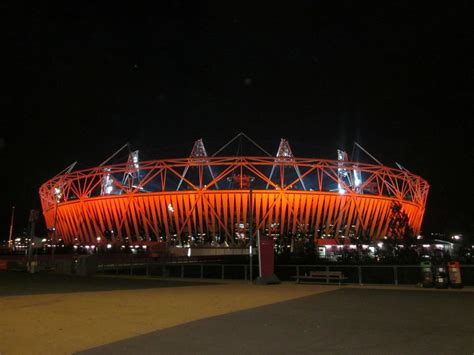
[389,201,410,240]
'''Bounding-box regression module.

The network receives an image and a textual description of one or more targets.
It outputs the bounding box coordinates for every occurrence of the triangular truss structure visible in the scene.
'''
[266,139,306,190]
[53,161,77,202]
[40,137,429,245]
[102,150,141,195]
[177,139,219,190]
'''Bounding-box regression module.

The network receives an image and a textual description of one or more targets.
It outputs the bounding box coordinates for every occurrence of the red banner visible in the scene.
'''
[258,234,275,278]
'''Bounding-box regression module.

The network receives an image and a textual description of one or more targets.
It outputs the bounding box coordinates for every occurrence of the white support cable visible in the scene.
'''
[212,133,242,157]
[354,142,383,166]
[352,142,401,195]
[53,161,77,178]
[395,162,411,173]
[52,161,78,202]
[176,166,189,191]
[294,165,307,191]
[353,142,401,194]
[240,133,273,157]
[207,165,219,189]
[99,143,130,167]
[265,165,277,190]
[212,132,272,157]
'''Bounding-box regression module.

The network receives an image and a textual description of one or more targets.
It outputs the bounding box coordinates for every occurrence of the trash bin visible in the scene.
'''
[434,264,449,289]
[447,261,463,288]
[420,261,433,288]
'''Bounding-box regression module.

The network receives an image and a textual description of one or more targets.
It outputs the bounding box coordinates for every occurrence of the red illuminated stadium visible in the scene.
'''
[39,133,429,249]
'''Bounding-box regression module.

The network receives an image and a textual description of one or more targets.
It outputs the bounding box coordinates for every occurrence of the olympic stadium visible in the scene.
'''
[39,133,429,251]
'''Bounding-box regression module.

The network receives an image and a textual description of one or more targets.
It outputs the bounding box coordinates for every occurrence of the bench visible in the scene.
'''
[291,270,347,285]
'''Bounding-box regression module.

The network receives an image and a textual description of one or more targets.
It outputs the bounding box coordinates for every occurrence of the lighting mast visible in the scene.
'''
[8,206,15,249]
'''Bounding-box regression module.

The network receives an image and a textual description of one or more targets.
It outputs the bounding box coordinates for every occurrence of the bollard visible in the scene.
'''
[358,266,363,285]
[393,266,398,285]
[222,265,225,279]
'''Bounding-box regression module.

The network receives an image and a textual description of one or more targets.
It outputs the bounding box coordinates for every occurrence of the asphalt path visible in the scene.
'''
[81,288,474,355]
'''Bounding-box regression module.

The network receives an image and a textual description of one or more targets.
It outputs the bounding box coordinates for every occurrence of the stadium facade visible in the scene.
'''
[39,134,429,247]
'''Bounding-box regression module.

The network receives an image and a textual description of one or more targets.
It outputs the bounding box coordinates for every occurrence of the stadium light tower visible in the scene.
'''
[353,167,362,190]
[177,139,218,191]
[122,150,140,189]
[337,149,350,194]
[101,168,114,195]
[267,139,306,190]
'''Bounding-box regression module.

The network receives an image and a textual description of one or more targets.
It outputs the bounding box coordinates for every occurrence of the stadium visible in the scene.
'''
[39,133,429,251]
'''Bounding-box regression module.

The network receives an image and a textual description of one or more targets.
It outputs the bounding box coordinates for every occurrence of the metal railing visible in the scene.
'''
[96,260,474,286]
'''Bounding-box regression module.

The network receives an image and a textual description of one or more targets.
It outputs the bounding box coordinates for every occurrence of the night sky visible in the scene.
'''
[2,2,473,239]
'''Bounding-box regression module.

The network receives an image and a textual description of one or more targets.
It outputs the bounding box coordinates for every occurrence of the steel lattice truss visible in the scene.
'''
[39,156,429,245]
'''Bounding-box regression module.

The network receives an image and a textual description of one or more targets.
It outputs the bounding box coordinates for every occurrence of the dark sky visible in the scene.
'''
[2,1,473,239]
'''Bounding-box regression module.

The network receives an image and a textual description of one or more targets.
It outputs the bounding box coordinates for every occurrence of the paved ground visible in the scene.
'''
[81,288,474,355]
[0,271,212,296]
[0,272,336,354]
[1,272,472,354]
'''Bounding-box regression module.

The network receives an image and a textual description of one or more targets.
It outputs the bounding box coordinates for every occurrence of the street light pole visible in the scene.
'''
[8,206,15,249]
[27,209,39,272]
[51,200,58,262]
[249,187,253,282]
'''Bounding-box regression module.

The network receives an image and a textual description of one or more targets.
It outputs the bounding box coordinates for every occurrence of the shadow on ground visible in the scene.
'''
[80,288,474,355]
[0,271,213,296]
